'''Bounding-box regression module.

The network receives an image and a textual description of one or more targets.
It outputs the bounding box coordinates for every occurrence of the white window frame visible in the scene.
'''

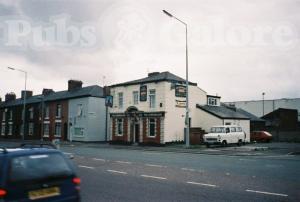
[133,91,139,105]
[20,124,24,136]
[54,122,61,137]
[44,105,50,119]
[28,123,34,136]
[1,123,5,136]
[149,90,156,108]
[116,119,123,136]
[148,118,156,137]
[208,97,217,106]
[8,123,13,135]
[118,93,123,109]
[43,123,50,137]
[56,104,62,118]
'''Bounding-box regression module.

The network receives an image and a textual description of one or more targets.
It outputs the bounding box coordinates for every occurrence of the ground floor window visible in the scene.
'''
[8,123,13,135]
[1,124,5,136]
[28,123,34,136]
[20,124,23,136]
[117,119,123,136]
[148,118,156,137]
[55,123,61,137]
[43,123,50,137]
[74,128,84,137]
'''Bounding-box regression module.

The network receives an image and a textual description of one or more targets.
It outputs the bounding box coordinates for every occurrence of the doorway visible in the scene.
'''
[135,123,140,143]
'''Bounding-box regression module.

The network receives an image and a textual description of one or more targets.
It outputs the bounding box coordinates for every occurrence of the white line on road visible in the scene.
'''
[63,152,73,155]
[93,158,106,162]
[78,165,95,170]
[246,189,288,197]
[115,160,132,164]
[141,175,167,180]
[181,168,196,172]
[107,170,127,175]
[187,181,217,187]
[145,164,167,168]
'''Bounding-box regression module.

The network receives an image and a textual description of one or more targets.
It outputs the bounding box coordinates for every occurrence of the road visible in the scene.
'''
[61,145,300,202]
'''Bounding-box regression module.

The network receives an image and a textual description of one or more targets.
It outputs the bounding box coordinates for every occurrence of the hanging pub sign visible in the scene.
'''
[140,85,147,101]
[105,95,113,107]
[175,84,186,97]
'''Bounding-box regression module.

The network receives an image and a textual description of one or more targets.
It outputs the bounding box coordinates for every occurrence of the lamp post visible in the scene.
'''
[163,10,190,147]
[262,92,265,116]
[8,67,27,142]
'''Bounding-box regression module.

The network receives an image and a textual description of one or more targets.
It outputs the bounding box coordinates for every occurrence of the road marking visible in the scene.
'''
[187,181,217,187]
[145,164,167,168]
[246,189,288,197]
[239,158,255,161]
[93,158,106,162]
[181,168,196,172]
[141,175,167,180]
[107,170,127,175]
[63,152,73,155]
[116,160,132,164]
[78,165,95,169]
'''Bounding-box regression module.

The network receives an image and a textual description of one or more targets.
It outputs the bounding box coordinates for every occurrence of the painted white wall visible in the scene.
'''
[68,97,106,142]
[193,109,223,133]
[226,98,300,121]
[110,81,207,143]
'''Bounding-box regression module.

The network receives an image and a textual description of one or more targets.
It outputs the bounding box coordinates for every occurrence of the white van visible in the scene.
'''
[203,125,246,147]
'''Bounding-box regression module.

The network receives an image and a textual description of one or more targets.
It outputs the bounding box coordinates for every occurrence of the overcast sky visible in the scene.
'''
[0,0,299,102]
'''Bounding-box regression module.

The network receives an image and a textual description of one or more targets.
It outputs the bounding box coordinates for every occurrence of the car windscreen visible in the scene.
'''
[210,127,225,133]
[9,153,73,183]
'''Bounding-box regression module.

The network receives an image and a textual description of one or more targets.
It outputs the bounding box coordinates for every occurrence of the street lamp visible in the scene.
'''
[262,92,265,116]
[8,66,27,141]
[163,10,190,147]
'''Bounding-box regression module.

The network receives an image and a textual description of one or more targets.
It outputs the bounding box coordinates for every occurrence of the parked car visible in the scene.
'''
[251,131,272,142]
[0,145,80,202]
[203,125,246,147]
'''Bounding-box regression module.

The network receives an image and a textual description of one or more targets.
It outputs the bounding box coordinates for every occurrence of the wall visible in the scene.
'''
[226,98,300,121]
[193,109,223,133]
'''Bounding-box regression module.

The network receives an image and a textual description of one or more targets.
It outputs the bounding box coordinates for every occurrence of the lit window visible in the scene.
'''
[149,90,156,108]
[148,118,156,137]
[133,91,139,105]
[116,119,123,136]
[55,123,61,137]
[118,93,123,109]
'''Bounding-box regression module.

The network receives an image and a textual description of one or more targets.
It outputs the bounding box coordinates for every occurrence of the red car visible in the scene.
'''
[251,131,272,142]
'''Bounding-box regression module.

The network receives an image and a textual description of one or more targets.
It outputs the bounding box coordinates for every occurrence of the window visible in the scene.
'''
[226,128,230,133]
[208,97,217,106]
[56,104,62,118]
[8,123,13,135]
[118,93,123,109]
[29,107,34,119]
[55,123,61,137]
[230,127,236,132]
[2,109,6,121]
[149,90,156,108]
[133,91,139,105]
[236,127,242,132]
[77,104,83,117]
[28,123,34,136]
[44,105,49,119]
[20,124,24,136]
[1,124,5,136]
[116,119,123,136]
[43,123,50,137]
[9,110,13,120]
[74,128,84,137]
[21,109,24,120]
[148,118,156,137]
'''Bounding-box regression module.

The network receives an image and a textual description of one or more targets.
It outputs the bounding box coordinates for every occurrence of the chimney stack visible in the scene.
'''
[5,92,16,102]
[68,80,82,91]
[148,72,160,77]
[42,88,54,96]
[21,90,33,99]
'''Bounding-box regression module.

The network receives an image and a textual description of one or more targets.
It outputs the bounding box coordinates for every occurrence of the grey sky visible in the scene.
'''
[0,0,299,102]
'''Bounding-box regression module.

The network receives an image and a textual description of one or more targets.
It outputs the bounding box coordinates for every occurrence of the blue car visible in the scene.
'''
[0,145,80,202]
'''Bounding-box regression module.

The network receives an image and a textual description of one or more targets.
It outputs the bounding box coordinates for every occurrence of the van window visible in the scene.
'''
[226,128,230,133]
[210,127,226,133]
[237,127,242,132]
[230,127,236,132]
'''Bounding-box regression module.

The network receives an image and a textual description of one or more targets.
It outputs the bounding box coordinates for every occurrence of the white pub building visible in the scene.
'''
[109,72,207,144]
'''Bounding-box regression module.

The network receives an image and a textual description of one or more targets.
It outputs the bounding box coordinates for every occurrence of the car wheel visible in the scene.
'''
[222,140,227,147]
[206,143,210,148]
[237,139,242,146]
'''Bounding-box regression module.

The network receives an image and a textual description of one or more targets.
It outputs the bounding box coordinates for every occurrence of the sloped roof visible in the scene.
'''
[0,85,104,108]
[196,104,250,120]
[110,71,197,87]
[235,108,265,122]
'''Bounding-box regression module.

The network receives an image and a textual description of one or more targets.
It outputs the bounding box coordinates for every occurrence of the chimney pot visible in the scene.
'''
[68,80,83,91]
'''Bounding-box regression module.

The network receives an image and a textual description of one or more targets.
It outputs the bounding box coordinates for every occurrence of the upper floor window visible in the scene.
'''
[118,93,123,109]
[9,110,13,120]
[44,105,49,119]
[208,97,217,106]
[56,104,62,118]
[2,110,6,121]
[77,104,83,117]
[149,90,156,108]
[29,107,34,119]
[133,91,139,105]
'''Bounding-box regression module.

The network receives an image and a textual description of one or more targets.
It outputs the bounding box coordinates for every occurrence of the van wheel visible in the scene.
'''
[222,141,227,147]
[237,139,242,146]
[206,143,210,148]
